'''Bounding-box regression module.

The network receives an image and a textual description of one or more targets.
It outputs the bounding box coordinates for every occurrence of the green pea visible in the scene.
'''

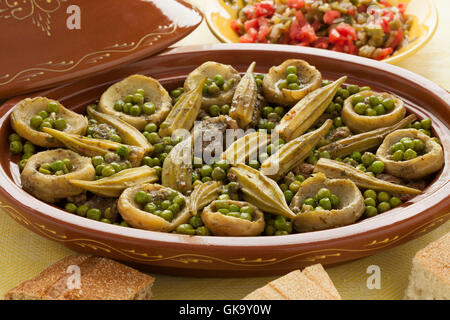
[9,140,23,154]
[226,204,239,213]
[330,194,340,207]
[8,133,22,143]
[19,159,27,171]
[196,226,210,236]
[160,210,174,221]
[304,198,316,207]
[91,156,104,167]
[316,188,332,200]
[114,100,125,111]
[142,102,156,115]
[364,206,378,218]
[368,96,380,107]
[392,149,404,161]
[400,137,415,150]
[289,181,302,193]
[347,85,360,95]
[354,102,367,115]
[123,102,132,114]
[30,115,43,129]
[360,86,371,91]
[377,191,391,203]
[76,204,89,217]
[200,165,213,177]
[50,160,63,172]
[340,89,350,99]
[215,200,229,210]
[274,215,287,230]
[419,129,430,136]
[129,104,142,116]
[87,208,102,220]
[207,83,221,96]
[211,167,226,181]
[54,118,67,131]
[286,73,298,84]
[208,104,221,117]
[319,197,332,210]
[356,164,366,171]
[403,148,417,160]
[188,216,203,228]
[333,117,343,127]
[101,165,116,177]
[65,203,77,213]
[132,93,145,105]
[373,104,386,115]
[287,83,300,90]
[147,132,161,145]
[382,98,395,110]
[352,94,364,106]
[109,134,121,143]
[364,198,376,207]
[46,101,59,113]
[144,202,157,213]
[135,190,150,204]
[144,123,158,133]
[361,152,376,166]
[284,190,294,203]
[63,158,73,171]
[213,74,225,87]
[364,189,377,200]
[365,108,377,117]
[413,139,425,152]
[350,151,362,162]
[286,65,297,75]
[240,206,253,215]
[240,212,252,221]
[117,145,130,158]
[368,160,384,174]
[265,225,276,236]
[170,89,183,98]
[390,142,405,153]
[220,104,230,115]
[377,201,391,213]
[412,121,422,130]
[390,197,402,208]
[420,118,431,130]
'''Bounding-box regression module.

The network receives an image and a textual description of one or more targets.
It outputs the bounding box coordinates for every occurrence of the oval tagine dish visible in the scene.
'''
[204,0,438,64]
[0,44,448,277]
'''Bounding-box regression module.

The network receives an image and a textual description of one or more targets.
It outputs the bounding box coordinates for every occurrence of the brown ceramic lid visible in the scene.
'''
[0,0,202,98]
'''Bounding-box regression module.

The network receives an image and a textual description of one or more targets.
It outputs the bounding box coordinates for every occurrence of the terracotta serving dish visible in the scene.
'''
[0,0,202,98]
[0,44,448,277]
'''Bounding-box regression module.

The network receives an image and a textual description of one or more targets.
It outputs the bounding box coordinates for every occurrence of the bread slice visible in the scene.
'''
[404,232,450,300]
[4,254,154,300]
[243,264,340,300]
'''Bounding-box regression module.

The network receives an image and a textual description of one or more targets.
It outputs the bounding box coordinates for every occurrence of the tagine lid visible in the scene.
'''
[0,0,203,99]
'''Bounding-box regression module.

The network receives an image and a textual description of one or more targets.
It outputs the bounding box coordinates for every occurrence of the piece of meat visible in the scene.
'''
[328,126,351,142]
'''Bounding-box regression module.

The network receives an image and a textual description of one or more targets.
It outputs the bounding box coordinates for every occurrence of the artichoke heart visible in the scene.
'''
[161,136,194,195]
[98,74,172,130]
[229,164,296,219]
[229,61,259,128]
[118,184,191,232]
[290,173,365,232]
[11,97,88,148]
[342,90,406,133]
[318,114,416,158]
[261,119,333,181]
[313,158,422,195]
[376,129,444,180]
[159,78,205,138]
[221,131,270,166]
[274,76,347,141]
[42,127,145,167]
[190,181,222,215]
[184,61,241,108]
[21,149,95,203]
[262,59,322,106]
[87,105,152,154]
[202,200,265,236]
[69,166,159,198]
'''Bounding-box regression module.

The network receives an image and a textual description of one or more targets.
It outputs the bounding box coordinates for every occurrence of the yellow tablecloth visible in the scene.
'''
[1,0,449,300]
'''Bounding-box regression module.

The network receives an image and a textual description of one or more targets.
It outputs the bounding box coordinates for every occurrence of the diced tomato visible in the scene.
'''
[388,29,403,49]
[331,41,358,55]
[323,10,341,24]
[253,1,275,18]
[373,47,393,60]
[231,19,241,33]
[287,0,305,9]
[378,18,391,34]
[335,23,357,41]
[348,8,355,16]
[257,17,270,42]
[244,18,259,32]
[379,0,391,7]
[289,10,317,45]
[382,10,395,22]
[239,28,258,43]
[243,7,255,20]
[312,19,321,32]
[313,37,329,49]
[397,3,407,15]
